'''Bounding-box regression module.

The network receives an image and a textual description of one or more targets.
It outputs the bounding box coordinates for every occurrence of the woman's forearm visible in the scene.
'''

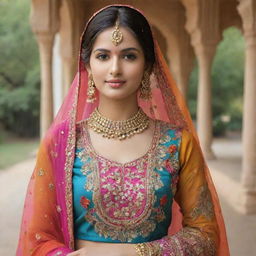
[75,240,138,256]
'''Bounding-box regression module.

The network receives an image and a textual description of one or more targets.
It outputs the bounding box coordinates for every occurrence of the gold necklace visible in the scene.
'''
[87,108,150,140]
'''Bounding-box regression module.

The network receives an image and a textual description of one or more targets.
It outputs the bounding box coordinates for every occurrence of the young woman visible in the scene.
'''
[17,5,229,256]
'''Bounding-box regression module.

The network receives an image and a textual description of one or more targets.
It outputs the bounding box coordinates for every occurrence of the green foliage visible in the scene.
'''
[0,137,39,169]
[188,27,245,136]
[0,0,40,137]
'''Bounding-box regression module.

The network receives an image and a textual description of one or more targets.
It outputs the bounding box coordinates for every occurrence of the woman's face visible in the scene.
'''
[87,26,146,101]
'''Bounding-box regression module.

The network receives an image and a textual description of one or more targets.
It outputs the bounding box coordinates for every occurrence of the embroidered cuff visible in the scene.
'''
[148,227,216,256]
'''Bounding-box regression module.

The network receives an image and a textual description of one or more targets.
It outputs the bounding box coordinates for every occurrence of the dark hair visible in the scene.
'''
[81,6,155,70]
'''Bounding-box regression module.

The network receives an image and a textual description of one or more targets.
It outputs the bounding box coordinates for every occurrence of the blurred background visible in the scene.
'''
[0,0,256,255]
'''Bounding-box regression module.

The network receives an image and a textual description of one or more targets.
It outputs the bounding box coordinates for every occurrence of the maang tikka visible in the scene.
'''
[87,75,96,103]
[111,20,123,46]
[140,71,152,100]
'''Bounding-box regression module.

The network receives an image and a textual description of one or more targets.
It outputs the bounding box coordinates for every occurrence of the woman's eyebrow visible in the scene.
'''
[93,48,110,53]
[121,47,140,52]
[93,47,140,53]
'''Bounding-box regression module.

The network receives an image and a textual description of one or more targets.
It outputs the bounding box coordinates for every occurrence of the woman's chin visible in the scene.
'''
[99,90,138,101]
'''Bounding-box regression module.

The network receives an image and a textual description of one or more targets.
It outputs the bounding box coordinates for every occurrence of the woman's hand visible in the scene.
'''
[67,241,137,256]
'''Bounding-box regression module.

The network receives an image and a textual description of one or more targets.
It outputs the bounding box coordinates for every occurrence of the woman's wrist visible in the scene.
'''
[118,243,137,256]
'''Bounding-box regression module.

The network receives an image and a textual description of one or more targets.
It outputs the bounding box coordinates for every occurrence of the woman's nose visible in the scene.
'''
[110,56,121,76]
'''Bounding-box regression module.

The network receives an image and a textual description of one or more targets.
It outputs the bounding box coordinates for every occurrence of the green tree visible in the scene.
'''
[188,27,245,136]
[0,0,40,137]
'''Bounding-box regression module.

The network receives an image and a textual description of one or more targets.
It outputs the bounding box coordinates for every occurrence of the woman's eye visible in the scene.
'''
[96,54,109,61]
[124,54,137,60]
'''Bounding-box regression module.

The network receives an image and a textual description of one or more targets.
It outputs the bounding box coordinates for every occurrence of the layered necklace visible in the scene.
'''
[87,108,150,140]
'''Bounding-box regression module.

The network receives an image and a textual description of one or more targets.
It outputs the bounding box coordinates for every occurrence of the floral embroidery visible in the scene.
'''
[35,233,41,241]
[160,195,168,206]
[50,150,58,158]
[38,168,45,176]
[56,205,62,213]
[80,196,90,209]
[153,207,165,222]
[48,183,54,190]
[154,123,181,195]
[190,185,214,221]
[169,144,177,154]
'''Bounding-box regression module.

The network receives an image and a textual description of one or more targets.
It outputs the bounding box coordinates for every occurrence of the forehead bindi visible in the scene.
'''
[92,27,142,53]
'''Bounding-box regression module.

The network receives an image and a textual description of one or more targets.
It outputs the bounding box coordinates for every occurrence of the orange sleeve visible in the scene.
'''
[147,129,219,255]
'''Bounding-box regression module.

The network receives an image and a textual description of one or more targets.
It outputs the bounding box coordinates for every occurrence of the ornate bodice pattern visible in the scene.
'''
[72,120,182,243]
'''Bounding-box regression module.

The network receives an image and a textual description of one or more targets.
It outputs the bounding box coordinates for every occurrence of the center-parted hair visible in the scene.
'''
[81,6,155,70]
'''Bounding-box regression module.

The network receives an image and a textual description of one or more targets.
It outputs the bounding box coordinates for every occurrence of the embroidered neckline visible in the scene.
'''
[82,119,160,166]
[74,120,182,242]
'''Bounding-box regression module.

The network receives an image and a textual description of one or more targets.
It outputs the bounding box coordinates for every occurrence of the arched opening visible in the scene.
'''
[188,26,245,182]
[212,27,244,139]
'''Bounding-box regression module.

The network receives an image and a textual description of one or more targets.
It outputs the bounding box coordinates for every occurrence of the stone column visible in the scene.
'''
[195,45,216,159]
[59,0,83,99]
[238,0,256,214]
[36,34,55,138]
[30,0,60,138]
[181,0,221,159]
[62,56,77,97]
[176,70,190,99]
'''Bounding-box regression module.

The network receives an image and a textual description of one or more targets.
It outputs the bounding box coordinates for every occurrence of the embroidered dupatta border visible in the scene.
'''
[64,83,80,249]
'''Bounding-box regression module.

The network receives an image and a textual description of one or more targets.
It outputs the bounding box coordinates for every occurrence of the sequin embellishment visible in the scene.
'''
[190,185,214,220]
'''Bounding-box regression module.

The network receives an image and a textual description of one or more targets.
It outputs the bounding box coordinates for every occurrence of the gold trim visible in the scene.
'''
[64,85,80,249]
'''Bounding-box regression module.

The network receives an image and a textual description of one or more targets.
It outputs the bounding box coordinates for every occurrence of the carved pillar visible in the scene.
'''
[181,0,221,159]
[176,65,192,99]
[62,57,77,97]
[30,0,60,138]
[195,45,216,159]
[37,34,55,138]
[59,0,83,98]
[238,0,256,214]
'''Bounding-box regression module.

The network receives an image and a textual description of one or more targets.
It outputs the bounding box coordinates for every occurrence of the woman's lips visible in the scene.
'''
[106,80,126,88]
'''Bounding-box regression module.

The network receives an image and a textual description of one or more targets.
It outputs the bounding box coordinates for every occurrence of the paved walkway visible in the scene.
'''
[0,138,256,255]
[209,137,256,256]
[0,156,36,255]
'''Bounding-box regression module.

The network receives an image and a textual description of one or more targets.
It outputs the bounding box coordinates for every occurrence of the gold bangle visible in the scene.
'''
[134,243,154,256]
[134,243,144,256]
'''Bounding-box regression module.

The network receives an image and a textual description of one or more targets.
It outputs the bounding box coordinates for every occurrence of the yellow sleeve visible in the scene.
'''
[146,129,219,255]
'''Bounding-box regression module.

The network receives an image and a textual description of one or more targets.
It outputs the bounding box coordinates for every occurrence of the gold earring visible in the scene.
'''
[140,71,152,100]
[87,75,96,103]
